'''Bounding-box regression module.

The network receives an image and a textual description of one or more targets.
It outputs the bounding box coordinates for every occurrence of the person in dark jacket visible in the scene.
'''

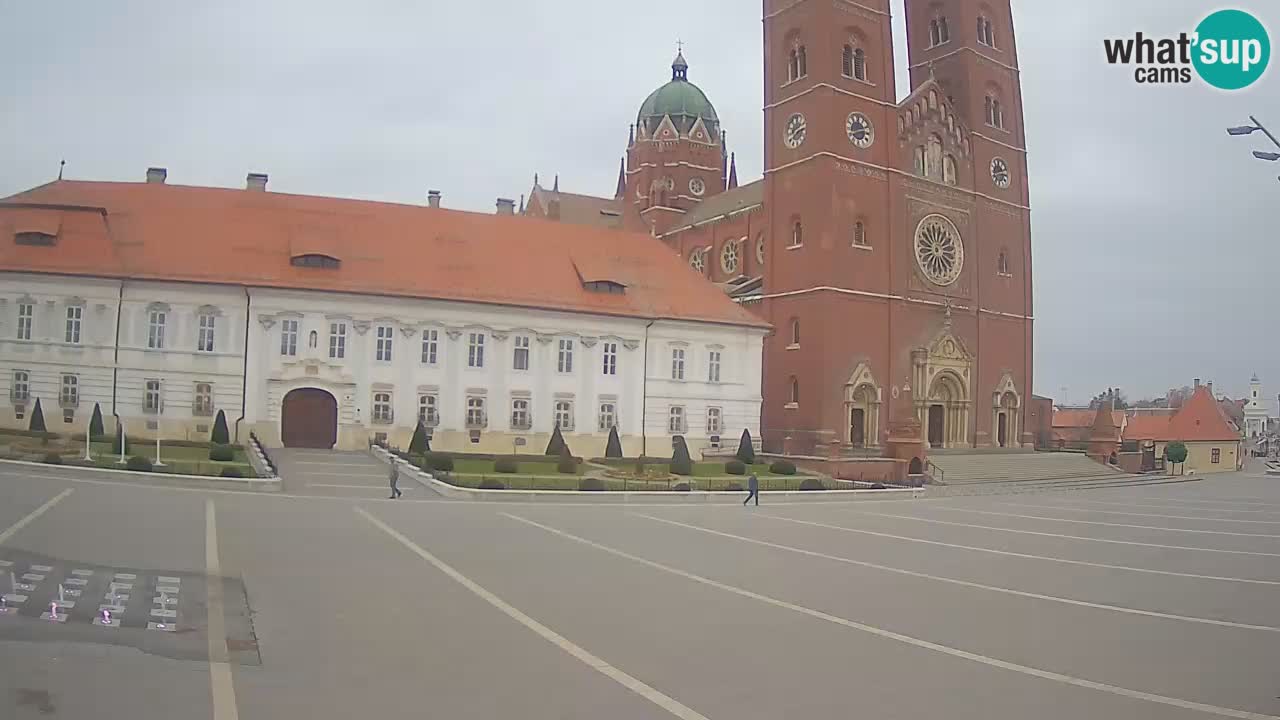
[743,472,759,506]
[389,459,403,499]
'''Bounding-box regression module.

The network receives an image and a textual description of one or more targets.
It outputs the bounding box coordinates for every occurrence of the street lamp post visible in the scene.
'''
[1227,116,1280,180]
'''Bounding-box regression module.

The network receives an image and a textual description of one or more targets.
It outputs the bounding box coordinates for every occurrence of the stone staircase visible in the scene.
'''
[929,451,1129,485]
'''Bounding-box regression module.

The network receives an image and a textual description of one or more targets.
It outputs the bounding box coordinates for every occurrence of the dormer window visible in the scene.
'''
[583,280,626,295]
[14,231,55,246]
[291,254,341,269]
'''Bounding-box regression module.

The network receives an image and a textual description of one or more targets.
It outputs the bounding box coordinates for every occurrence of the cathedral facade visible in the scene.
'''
[525,0,1034,454]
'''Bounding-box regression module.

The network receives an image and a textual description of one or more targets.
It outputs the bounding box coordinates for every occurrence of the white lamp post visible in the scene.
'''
[117,426,127,464]
[84,415,93,462]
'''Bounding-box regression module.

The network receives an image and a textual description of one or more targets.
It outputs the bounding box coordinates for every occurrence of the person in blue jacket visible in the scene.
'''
[743,472,759,506]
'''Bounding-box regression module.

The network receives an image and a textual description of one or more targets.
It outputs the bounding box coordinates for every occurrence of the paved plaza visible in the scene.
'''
[2,459,1279,719]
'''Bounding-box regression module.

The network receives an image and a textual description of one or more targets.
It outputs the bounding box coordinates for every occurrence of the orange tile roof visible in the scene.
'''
[1167,386,1241,442]
[1052,409,1123,429]
[1122,414,1171,441]
[1,180,767,329]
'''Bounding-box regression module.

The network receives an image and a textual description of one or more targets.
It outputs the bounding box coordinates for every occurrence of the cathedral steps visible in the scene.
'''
[929,451,1129,485]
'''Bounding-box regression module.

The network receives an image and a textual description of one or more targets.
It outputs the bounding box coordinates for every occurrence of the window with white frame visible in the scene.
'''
[280,319,298,356]
[598,402,616,432]
[671,347,686,380]
[511,398,531,430]
[329,322,347,359]
[706,407,723,435]
[977,16,995,47]
[467,332,485,368]
[148,310,166,349]
[143,379,162,413]
[554,400,574,431]
[60,374,78,407]
[11,370,30,402]
[513,335,530,370]
[16,302,33,340]
[376,325,393,362]
[372,392,393,424]
[418,393,439,426]
[789,220,803,248]
[557,339,574,373]
[194,382,214,416]
[466,396,487,427]
[601,342,617,376]
[197,313,216,352]
[65,306,82,344]
[708,350,722,383]
[668,406,686,434]
[421,329,438,365]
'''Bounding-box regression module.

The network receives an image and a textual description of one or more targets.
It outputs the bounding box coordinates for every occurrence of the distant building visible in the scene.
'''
[1122,382,1241,474]
[1243,374,1269,438]
[1050,407,1124,450]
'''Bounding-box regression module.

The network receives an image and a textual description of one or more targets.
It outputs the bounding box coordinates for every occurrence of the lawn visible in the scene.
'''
[433,472,849,492]
[443,457,586,476]
[0,431,257,478]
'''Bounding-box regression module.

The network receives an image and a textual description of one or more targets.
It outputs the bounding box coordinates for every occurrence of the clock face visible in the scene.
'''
[990,157,1011,189]
[784,113,807,149]
[689,177,706,196]
[846,112,874,148]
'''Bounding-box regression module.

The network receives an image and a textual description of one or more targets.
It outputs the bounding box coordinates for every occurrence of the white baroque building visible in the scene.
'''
[1243,374,1269,439]
[0,172,767,456]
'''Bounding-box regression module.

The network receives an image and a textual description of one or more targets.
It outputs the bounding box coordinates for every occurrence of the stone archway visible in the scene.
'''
[990,372,1022,448]
[281,388,338,449]
[843,363,881,449]
[926,371,968,448]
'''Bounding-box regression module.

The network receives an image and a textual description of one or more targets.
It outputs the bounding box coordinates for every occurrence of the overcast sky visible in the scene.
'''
[2,1,1277,408]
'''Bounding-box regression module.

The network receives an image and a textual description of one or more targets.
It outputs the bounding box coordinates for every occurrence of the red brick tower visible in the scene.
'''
[760,0,900,452]
[624,52,729,236]
[903,0,1033,449]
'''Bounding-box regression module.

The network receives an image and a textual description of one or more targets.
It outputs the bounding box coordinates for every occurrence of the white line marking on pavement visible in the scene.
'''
[503,512,1279,720]
[1127,497,1280,510]
[309,484,403,491]
[205,501,239,720]
[844,509,1280,557]
[932,506,1280,538]
[355,507,709,720]
[995,502,1280,524]
[0,489,72,544]
[631,513,1280,633]
[1042,498,1280,516]
[753,513,1279,586]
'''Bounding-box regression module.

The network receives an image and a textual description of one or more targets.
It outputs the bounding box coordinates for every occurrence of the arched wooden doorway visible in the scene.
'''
[281,388,337,449]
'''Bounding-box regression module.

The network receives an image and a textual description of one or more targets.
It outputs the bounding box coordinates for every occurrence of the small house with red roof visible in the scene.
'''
[1122,383,1241,473]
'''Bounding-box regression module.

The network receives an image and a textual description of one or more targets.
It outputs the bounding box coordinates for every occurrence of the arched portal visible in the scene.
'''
[927,371,968,449]
[281,388,338,449]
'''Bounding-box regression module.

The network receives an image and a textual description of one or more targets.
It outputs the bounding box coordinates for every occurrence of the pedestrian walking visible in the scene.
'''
[389,458,403,499]
[743,472,759,506]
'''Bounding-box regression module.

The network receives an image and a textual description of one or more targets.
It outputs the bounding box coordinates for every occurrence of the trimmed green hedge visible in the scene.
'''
[769,460,797,476]
[422,453,454,472]
[799,478,824,491]
[725,460,746,475]
[126,456,153,472]
[478,477,507,490]
[220,467,245,478]
[209,445,234,462]
[578,477,605,491]
[494,458,518,473]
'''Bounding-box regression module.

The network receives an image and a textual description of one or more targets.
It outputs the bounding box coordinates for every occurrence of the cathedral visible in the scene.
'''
[524,0,1034,454]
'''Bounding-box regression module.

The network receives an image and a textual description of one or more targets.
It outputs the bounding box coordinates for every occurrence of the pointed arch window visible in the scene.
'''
[943,154,957,186]
[789,218,803,248]
[842,44,854,78]
[789,318,801,348]
[789,376,800,406]
[985,95,1005,129]
[787,42,808,83]
[798,45,808,78]
[998,248,1011,276]
[914,146,926,177]
[853,220,869,248]
[929,17,950,46]
[854,48,866,81]
[977,16,996,47]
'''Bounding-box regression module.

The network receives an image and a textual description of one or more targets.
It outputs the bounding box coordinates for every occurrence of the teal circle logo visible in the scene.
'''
[1192,9,1270,90]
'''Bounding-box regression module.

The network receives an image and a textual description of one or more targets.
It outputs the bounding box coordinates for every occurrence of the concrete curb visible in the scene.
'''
[0,457,283,492]
[369,447,922,502]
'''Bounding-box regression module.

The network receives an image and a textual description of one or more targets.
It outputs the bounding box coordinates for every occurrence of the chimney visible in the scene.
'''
[145,167,167,184]
[1207,381,1214,396]
[1194,378,1201,389]
[246,173,268,191]
[427,190,442,209]
[496,198,515,215]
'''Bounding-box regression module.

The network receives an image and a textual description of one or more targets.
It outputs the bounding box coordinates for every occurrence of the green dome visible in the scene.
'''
[637,52,720,137]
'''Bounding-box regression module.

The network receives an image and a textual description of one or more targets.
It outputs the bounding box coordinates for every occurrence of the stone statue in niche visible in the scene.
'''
[925,134,943,180]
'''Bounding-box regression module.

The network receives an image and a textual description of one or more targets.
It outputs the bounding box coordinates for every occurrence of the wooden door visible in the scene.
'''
[997,413,1008,448]
[849,408,866,448]
[928,405,945,448]
[281,388,337,449]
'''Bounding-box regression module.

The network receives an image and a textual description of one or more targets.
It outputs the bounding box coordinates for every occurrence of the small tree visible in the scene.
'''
[408,421,428,454]
[112,421,129,455]
[605,425,623,458]
[1165,441,1188,474]
[89,403,105,440]
[545,424,567,456]
[671,435,693,476]
[735,429,755,465]
[28,398,46,433]
[211,409,230,445]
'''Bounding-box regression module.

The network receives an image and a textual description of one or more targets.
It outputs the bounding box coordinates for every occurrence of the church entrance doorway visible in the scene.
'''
[281,388,338,449]
[928,405,945,448]
[849,408,866,448]
[997,413,1009,448]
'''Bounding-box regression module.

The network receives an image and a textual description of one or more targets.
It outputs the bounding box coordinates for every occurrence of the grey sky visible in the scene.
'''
[1,0,1277,407]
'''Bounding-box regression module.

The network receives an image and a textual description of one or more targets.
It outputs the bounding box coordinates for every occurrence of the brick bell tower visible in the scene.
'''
[760,0,898,453]
[903,0,1034,448]
[624,51,729,236]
